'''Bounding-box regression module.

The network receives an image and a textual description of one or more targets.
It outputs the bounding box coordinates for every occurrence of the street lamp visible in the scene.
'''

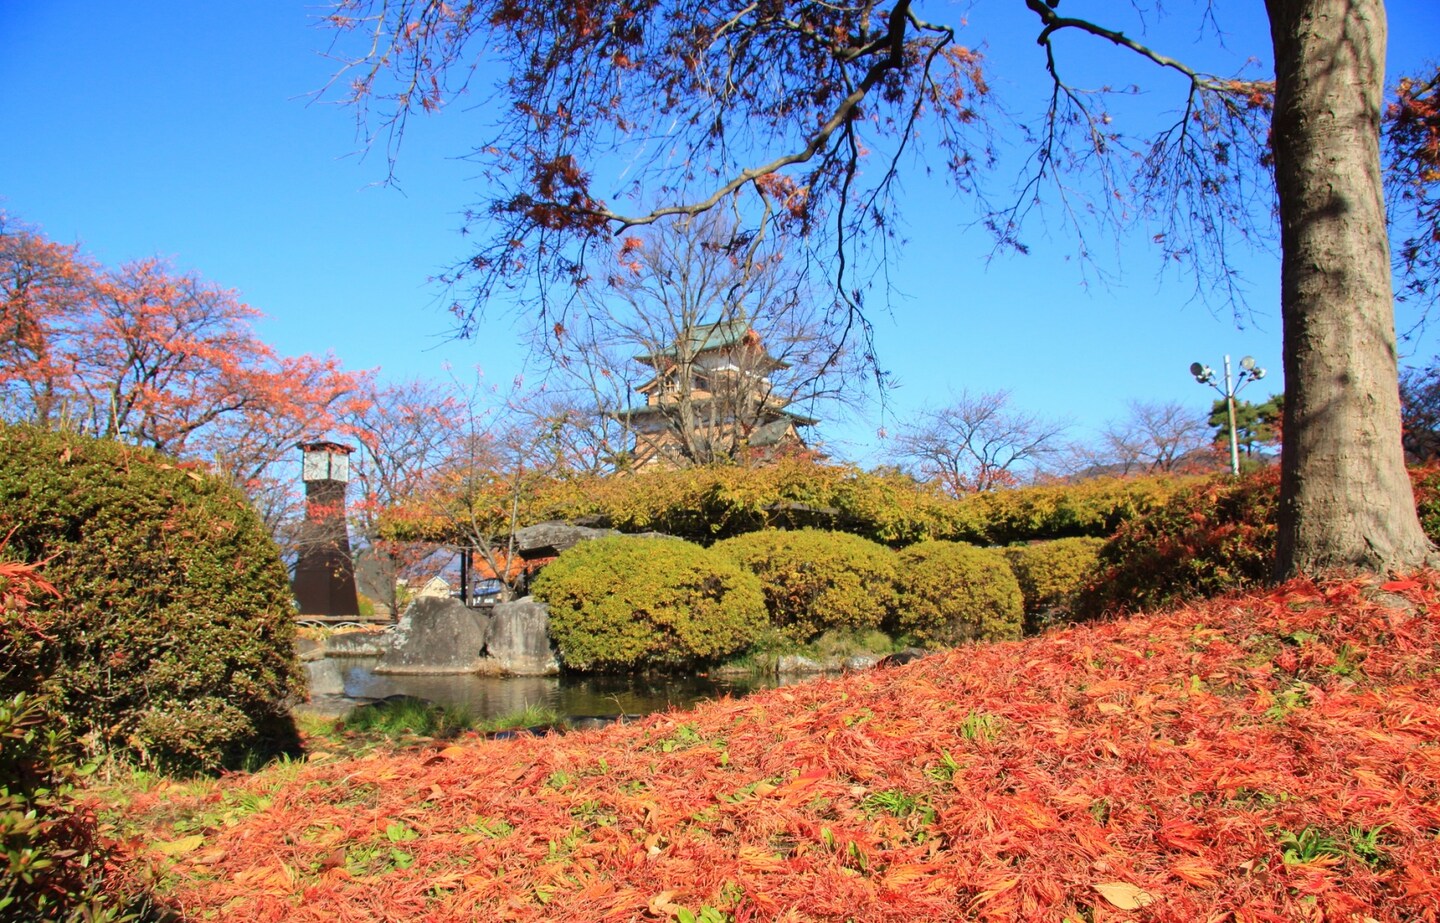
[1190,355,1266,477]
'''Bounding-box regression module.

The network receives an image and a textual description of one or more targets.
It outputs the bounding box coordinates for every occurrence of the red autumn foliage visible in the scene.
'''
[122,573,1440,921]
[0,215,366,530]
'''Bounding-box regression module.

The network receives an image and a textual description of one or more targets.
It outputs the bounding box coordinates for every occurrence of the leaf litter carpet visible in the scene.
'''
[122,575,1440,921]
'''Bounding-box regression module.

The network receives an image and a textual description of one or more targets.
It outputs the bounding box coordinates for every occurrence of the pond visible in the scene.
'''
[321,657,791,723]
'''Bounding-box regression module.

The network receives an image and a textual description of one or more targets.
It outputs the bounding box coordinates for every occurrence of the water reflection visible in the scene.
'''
[334,658,784,721]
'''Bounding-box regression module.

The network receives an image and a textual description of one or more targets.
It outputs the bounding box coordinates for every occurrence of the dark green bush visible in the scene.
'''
[0,425,303,774]
[1003,537,1107,633]
[711,529,899,640]
[1075,469,1279,618]
[532,536,766,671]
[892,541,1023,647]
[0,549,140,921]
[0,693,126,922]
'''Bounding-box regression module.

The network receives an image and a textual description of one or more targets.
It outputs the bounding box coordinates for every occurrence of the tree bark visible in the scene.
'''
[1267,0,1433,577]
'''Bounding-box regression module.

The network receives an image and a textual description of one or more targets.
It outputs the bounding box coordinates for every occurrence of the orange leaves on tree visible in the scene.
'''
[0,218,367,538]
[754,172,811,222]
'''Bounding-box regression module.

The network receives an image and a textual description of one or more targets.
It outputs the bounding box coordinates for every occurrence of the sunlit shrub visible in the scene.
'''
[532,536,766,671]
[958,476,1189,545]
[892,541,1022,646]
[385,458,1190,549]
[712,529,899,640]
[0,425,303,774]
[1003,537,1107,633]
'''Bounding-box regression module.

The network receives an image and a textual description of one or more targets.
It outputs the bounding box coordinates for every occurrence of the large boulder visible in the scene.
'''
[324,627,396,657]
[513,521,618,557]
[304,658,347,696]
[479,597,560,676]
[373,597,489,675]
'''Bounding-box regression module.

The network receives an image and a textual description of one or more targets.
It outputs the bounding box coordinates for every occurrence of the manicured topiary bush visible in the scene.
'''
[891,541,1022,647]
[711,528,899,641]
[531,536,766,671]
[0,425,303,774]
[1003,537,1107,633]
[1075,468,1278,618]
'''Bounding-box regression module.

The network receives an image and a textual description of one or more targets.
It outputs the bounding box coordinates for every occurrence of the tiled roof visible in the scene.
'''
[635,318,752,364]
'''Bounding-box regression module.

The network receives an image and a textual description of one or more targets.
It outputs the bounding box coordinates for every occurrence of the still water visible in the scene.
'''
[331,657,787,722]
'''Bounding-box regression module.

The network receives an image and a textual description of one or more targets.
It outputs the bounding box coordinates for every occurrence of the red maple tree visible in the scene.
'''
[0,215,367,533]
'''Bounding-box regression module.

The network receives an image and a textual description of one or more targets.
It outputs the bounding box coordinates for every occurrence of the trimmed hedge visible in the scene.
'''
[892,541,1023,647]
[712,529,899,641]
[531,536,766,671]
[0,426,303,774]
[1003,537,1107,633]
[388,458,1195,549]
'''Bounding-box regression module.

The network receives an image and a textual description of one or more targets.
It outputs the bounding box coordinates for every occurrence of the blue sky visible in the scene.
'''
[4,1,1437,466]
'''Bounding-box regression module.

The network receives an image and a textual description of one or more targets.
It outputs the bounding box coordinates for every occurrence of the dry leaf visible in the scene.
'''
[647,889,683,917]
[1093,881,1155,909]
[153,834,205,856]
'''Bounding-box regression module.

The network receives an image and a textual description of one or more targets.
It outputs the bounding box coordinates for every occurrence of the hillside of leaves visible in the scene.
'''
[114,573,1440,921]
[386,458,1193,547]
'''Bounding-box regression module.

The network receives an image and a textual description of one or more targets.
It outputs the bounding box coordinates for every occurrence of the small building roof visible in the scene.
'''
[296,440,355,454]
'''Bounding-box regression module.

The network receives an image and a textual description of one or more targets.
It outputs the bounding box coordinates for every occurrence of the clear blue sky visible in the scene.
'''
[4,2,1437,466]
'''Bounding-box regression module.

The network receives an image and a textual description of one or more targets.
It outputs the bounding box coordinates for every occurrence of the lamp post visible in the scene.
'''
[1190,355,1266,476]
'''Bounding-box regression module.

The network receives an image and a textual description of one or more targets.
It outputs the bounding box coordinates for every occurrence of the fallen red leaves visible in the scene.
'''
[116,573,1440,922]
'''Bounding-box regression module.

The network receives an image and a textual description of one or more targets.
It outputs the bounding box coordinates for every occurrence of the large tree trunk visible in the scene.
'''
[1267,0,1433,577]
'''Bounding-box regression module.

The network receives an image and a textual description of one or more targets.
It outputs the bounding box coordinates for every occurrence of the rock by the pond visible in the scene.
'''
[843,653,883,672]
[304,658,346,697]
[324,628,396,658]
[478,596,560,676]
[877,647,929,668]
[373,597,488,675]
[485,724,560,740]
[776,654,828,674]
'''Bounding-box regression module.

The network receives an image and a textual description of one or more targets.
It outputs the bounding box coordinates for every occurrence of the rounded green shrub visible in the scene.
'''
[892,541,1022,647]
[1003,537,1107,633]
[531,536,766,671]
[711,528,899,641]
[1075,468,1278,618]
[0,425,303,774]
